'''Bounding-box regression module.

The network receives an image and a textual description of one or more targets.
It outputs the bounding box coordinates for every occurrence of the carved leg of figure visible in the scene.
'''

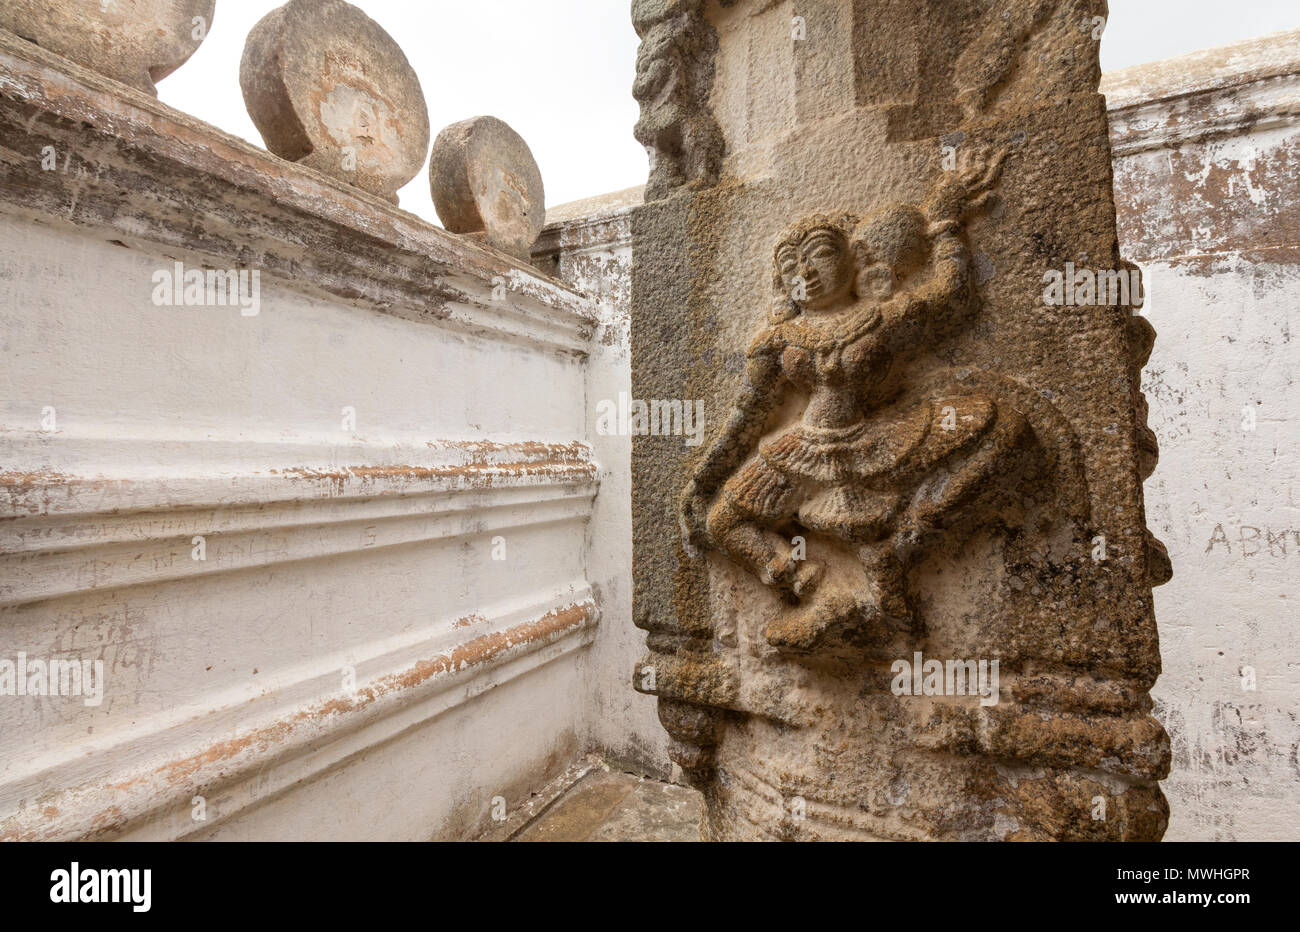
[764,539,914,655]
[857,541,912,622]
[956,87,989,124]
[706,463,820,599]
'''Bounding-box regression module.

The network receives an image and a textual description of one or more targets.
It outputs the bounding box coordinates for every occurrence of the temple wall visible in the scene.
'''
[1,6,1294,841]
[1104,31,1300,841]
[0,31,606,841]
[534,190,667,778]
[539,29,1300,840]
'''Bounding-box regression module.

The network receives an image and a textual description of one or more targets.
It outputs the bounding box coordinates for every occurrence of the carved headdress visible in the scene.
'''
[770,213,859,322]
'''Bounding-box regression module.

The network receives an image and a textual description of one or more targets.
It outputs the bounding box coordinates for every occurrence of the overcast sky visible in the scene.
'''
[159,1,1300,222]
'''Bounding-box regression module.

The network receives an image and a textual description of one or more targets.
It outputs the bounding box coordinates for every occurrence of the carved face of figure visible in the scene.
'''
[775,225,855,312]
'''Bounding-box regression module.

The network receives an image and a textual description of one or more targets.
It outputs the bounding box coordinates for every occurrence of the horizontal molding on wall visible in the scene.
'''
[0,434,599,516]
[438,267,596,355]
[1102,30,1300,158]
[535,208,636,258]
[1107,64,1300,266]
[0,591,599,841]
[0,436,598,607]
[1106,74,1300,157]
[1101,28,1300,112]
[0,31,597,357]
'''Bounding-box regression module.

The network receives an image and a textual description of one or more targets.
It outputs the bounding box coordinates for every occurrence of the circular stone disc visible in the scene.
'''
[429,116,546,260]
[240,0,430,203]
[0,0,216,96]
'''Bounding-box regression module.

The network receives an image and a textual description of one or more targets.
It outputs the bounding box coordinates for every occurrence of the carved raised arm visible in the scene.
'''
[881,149,1003,345]
[919,229,971,306]
[924,149,1007,225]
[882,230,972,355]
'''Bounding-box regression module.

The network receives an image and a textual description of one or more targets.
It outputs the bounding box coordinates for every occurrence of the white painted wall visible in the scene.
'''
[0,213,601,840]
[1105,31,1300,841]
[0,34,608,841]
[536,192,672,779]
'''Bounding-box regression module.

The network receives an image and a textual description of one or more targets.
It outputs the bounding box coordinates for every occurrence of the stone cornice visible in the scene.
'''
[0,30,597,356]
[1102,28,1300,112]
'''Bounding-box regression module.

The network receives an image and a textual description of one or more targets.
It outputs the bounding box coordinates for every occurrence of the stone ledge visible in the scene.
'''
[543,186,645,228]
[1101,28,1300,111]
[0,29,597,356]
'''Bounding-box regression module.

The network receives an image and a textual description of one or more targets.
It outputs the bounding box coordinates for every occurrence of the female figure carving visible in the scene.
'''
[679,153,1036,653]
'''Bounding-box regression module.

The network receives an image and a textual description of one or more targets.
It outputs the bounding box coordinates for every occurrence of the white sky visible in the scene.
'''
[158,1,1300,222]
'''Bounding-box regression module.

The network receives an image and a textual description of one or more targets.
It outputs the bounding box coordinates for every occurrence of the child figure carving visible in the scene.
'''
[679,151,1038,655]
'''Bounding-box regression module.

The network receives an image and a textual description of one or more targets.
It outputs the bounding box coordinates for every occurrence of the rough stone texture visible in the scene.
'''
[631,0,1171,841]
[538,29,1300,842]
[632,0,744,201]
[429,116,546,260]
[0,0,214,97]
[240,0,430,204]
[512,768,701,842]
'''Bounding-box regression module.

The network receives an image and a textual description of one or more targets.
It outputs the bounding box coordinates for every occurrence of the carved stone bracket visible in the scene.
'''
[632,0,740,201]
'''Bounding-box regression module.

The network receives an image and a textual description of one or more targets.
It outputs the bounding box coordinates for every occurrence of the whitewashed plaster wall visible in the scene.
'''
[540,31,1300,841]
[536,189,671,780]
[1104,30,1300,841]
[0,33,605,841]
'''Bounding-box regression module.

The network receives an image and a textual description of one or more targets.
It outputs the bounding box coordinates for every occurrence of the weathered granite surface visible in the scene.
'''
[632,0,737,201]
[430,116,546,260]
[632,0,1170,841]
[0,0,215,96]
[241,0,430,204]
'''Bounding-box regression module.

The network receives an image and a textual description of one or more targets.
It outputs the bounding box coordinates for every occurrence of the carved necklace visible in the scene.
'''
[779,304,883,378]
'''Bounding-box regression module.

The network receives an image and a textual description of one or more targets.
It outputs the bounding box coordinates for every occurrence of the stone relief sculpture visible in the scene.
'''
[633,0,1170,841]
[953,0,1109,122]
[952,0,1056,121]
[680,152,1067,655]
[632,0,732,201]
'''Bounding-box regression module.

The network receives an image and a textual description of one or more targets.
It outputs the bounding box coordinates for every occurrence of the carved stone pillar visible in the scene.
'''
[631,0,1170,841]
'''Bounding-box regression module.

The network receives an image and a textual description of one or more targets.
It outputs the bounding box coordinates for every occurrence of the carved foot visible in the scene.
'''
[793,563,822,599]
[762,554,823,600]
[764,586,912,656]
[764,590,859,653]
